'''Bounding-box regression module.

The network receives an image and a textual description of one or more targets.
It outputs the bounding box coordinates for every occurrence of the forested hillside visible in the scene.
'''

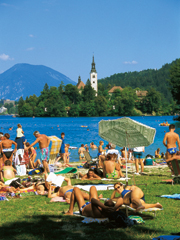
[98,59,179,101]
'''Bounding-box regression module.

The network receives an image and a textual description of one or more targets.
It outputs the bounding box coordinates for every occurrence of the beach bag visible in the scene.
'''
[108,210,135,228]
[28,167,44,175]
[94,168,103,177]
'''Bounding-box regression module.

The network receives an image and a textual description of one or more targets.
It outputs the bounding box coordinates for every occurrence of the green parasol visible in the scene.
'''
[99,117,156,183]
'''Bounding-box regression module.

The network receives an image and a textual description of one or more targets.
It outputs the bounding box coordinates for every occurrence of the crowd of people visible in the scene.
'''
[1,122,180,220]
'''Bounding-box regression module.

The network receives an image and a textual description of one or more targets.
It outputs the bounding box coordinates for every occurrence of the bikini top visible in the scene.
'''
[121,189,131,198]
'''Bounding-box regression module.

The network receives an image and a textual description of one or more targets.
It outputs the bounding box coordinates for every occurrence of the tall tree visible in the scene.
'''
[169,58,180,105]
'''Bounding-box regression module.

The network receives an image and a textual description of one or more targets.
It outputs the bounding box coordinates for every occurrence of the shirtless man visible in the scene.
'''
[78,144,86,160]
[47,176,89,203]
[103,153,125,178]
[65,186,123,217]
[163,124,180,173]
[0,133,17,164]
[79,169,101,180]
[0,159,16,183]
[90,142,97,149]
[28,131,50,173]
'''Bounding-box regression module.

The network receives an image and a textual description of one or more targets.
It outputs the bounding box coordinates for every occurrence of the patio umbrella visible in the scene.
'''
[99,117,156,184]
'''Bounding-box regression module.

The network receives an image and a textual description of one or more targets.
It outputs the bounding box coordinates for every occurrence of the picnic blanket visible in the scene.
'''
[54,167,77,174]
[74,184,114,192]
[160,194,180,200]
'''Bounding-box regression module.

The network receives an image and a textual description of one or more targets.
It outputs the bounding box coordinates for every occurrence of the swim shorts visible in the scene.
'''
[133,151,143,159]
[167,148,177,155]
[80,153,85,158]
[40,147,50,161]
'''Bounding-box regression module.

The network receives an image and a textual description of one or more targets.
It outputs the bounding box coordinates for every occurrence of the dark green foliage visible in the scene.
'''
[169,58,180,105]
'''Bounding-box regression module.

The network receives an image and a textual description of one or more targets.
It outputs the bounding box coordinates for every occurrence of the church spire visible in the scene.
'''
[91,55,97,73]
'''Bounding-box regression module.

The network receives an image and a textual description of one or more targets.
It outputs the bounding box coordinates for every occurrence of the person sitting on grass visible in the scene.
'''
[65,186,123,217]
[103,153,125,179]
[111,182,163,212]
[99,144,121,168]
[0,159,17,183]
[78,144,86,160]
[79,169,101,180]
[155,148,161,158]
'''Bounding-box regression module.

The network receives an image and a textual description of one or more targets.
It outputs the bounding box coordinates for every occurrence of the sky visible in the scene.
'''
[0,0,180,83]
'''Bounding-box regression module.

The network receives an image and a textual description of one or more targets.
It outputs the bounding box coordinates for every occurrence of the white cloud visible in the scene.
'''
[123,61,138,65]
[0,53,14,61]
[26,47,35,51]
[29,34,34,38]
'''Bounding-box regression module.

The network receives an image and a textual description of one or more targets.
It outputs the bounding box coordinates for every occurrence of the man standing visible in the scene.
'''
[163,124,180,174]
[0,133,17,164]
[133,146,145,175]
[28,131,50,173]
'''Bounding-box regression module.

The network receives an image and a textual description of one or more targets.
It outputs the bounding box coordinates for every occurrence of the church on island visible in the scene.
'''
[77,56,98,95]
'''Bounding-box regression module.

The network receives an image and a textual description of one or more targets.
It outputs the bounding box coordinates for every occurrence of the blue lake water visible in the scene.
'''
[1,115,180,162]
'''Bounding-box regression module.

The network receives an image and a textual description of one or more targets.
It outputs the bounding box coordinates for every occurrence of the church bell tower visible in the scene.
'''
[90,55,98,95]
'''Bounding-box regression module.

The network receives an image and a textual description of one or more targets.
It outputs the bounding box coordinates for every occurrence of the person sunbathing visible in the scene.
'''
[0,133,17,164]
[47,176,89,203]
[103,153,125,178]
[65,186,123,217]
[79,169,101,180]
[0,181,17,193]
[111,182,162,212]
[0,160,16,183]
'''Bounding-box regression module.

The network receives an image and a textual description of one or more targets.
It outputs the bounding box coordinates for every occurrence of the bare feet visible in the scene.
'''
[136,205,145,212]
[98,194,103,199]
[64,211,73,215]
[155,203,163,208]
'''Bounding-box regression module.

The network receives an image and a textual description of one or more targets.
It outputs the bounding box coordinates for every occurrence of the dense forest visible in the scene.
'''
[98,59,179,102]
[17,58,180,117]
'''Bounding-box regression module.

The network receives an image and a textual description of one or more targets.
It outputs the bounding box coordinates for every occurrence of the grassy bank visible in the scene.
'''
[0,165,179,240]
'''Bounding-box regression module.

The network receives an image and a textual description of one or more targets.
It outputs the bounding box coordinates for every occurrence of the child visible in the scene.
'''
[65,144,70,163]
[16,124,24,138]
[59,132,65,163]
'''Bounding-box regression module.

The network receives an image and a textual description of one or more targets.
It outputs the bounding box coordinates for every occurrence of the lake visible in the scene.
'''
[1,115,179,162]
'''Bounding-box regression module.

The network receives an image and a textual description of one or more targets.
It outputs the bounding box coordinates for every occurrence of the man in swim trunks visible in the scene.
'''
[65,186,123,217]
[163,124,180,174]
[0,133,17,164]
[78,144,86,160]
[28,131,50,173]
[0,159,17,183]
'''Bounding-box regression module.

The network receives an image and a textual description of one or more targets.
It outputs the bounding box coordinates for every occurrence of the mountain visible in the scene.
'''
[98,59,178,101]
[0,63,76,100]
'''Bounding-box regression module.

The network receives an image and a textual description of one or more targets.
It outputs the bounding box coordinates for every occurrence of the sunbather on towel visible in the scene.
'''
[47,175,89,203]
[111,182,162,212]
[0,133,17,163]
[103,153,125,178]
[65,186,123,217]
[79,169,101,180]
[0,160,16,183]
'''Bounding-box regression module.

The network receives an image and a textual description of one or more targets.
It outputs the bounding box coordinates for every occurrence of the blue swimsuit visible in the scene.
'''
[121,189,145,203]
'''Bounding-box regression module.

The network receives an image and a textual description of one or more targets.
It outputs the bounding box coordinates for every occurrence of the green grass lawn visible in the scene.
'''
[0,166,180,240]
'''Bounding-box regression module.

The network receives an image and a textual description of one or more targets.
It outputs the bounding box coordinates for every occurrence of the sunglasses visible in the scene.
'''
[115,186,121,190]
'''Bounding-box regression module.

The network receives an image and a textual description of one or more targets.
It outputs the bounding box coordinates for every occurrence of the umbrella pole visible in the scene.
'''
[125,147,128,186]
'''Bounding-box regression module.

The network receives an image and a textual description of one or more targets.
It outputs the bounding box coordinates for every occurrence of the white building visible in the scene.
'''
[90,55,98,95]
[0,106,7,113]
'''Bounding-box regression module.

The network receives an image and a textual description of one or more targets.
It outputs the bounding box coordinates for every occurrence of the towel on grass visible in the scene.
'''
[50,197,66,202]
[54,167,77,174]
[160,194,180,200]
[153,236,180,240]
[74,184,114,192]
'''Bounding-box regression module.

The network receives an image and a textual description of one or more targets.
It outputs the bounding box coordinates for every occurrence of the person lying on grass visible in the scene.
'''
[111,182,162,212]
[0,180,17,193]
[79,169,101,180]
[65,186,122,217]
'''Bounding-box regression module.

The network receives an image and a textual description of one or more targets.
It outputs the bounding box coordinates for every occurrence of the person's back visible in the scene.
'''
[38,134,50,148]
[1,160,16,182]
[165,131,179,149]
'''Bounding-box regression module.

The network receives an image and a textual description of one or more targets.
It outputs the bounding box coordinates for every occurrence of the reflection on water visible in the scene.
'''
[0,115,177,162]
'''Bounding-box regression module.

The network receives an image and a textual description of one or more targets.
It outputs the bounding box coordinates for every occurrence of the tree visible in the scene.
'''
[18,97,25,116]
[82,79,96,102]
[169,58,180,105]
[94,96,108,116]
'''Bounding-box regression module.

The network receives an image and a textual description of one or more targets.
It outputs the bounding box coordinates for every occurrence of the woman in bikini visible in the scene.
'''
[111,182,162,212]
[0,159,16,183]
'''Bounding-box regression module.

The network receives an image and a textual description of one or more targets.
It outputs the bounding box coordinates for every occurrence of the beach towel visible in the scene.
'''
[54,167,77,174]
[49,136,62,162]
[0,196,9,201]
[16,164,26,176]
[74,184,114,192]
[73,211,109,224]
[160,194,180,200]
[50,197,66,202]
[153,236,180,240]
[4,177,19,185]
